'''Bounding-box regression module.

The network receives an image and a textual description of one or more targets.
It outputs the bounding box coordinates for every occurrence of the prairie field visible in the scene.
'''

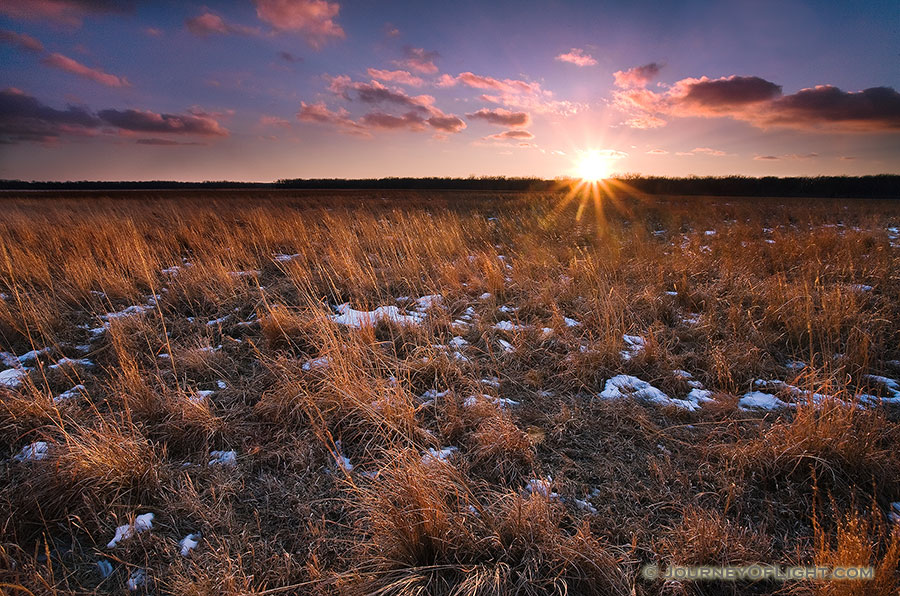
[1,189,899,595]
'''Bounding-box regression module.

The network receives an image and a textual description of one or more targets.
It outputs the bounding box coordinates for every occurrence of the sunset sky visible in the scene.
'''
[1,0,898,181]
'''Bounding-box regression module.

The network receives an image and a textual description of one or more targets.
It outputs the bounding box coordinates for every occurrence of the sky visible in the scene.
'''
[0,0,898,181]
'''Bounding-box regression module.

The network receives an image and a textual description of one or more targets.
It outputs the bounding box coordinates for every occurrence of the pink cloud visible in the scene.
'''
[427,114,466,133]
[186,12,259,37]
[0,29,44,52]
[260,115,292,128]
[42,52,129,87]
[613,63,663,88]
[97,108,229,136]
[253,0,345,48]
[556,48,597,67]
[395,46,439,74]
[487,129,534,140]
[144,27,163,37]
[646,148,668,155]
[451,72,579,115]
[692,147,726,156]
[0,0,133,26]
[465,108,531,127]
[435,74,457,88]
[297,101,370,136]
[366,68,424,87]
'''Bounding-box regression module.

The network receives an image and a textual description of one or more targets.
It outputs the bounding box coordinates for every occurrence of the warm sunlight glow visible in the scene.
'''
[576,151,612,182]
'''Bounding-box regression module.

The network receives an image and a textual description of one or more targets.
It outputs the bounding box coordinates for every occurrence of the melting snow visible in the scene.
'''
[620,335,645,361]
[463,394,519,409]
[739,391,790,411]
[525,478,559,499]
[96,559,113,578]
[331,303,424,328]
[49,357,93,370]
[179,533,200,556]
[493,320,525,332]
[422,446,458,465]
[274,253,300,262]
[598,375,701,411]
[0,367,29,388]
[302,356,331,371]
[13,441,49,462]
[208,450,237,466]
[54,384,86,404]
[127,569,146,591]
[564,317,581,327]
[107,512,154,548]
[333,441,353,472]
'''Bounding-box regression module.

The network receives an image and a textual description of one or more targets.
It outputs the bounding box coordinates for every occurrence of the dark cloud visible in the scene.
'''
[487,129,534,140]
[359,110,426,131]
[278,51,302,63]
[465,108,531,127]
[427,114,466,133]
[0,29,45,52]
[135,138,206,146]
[680,76,782,107]
[0,87,99,142]
[762,85,900,131]
[354,81,433,111]
[98,108,229,136]
[615,73,900,132]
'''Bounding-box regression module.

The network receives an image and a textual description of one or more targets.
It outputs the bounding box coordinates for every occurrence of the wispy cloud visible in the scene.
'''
[555,48,597,67]
[0,0,135,27]
[186,11,259,37]
[42,52,130,87]
[366,68,424,87]
[0,29,45,53]
[394,46,439,74]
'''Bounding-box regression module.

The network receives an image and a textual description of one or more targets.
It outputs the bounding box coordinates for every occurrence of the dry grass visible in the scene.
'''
[0,189,898,594]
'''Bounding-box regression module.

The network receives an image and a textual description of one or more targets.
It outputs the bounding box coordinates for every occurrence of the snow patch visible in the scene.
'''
[13,441,49,462]
[107,512,154,548]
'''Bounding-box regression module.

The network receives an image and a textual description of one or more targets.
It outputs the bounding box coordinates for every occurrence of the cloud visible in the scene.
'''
[135,138,206,146]
[465,108,531,127]
[556,48,597,67]
[0,0,135,26]
[143,27,163,37]
[0,29,44,52]
[186,11,259,37]
[754,155,779,160]
[260,115,293,128]
[615,73,900,132]
[359,110,426,131]
[278,51,302,63]
[0,88,231,144]
[487,129,534,140]
[754,152,819,161]
[395,46,439,74]
[297,100,370,136]
[366,68,424,87]
[613,63,662,88]
[676,76,782,109]
[427,114,466,133]
[646,148,668,155]
[42,53,129,87]
[97,108,229,136]
[354,80,434,111]
[692,147,726,156]
[253,0,345,48]
[0,87,100,142]
[451,72,580,116]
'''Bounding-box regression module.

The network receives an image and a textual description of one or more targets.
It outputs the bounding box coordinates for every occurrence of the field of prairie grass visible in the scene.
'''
[0,189,898,595]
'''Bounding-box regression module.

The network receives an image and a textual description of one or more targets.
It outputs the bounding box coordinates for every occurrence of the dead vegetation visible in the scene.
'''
[0,189,898,595]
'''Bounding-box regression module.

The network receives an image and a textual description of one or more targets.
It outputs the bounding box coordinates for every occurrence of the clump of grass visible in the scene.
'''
[346,452,631,595]
[733,400,900,505]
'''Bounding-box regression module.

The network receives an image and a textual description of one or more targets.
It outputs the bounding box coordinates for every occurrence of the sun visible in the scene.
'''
[576,151,612,182]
